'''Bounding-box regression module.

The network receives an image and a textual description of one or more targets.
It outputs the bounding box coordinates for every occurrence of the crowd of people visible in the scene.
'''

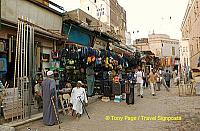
[34,66,178,126]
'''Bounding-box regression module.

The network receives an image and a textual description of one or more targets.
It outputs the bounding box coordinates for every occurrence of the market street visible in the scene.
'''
[15,86,200,131]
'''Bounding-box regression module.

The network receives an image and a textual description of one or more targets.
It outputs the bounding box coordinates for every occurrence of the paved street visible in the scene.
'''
[15,86,200,131]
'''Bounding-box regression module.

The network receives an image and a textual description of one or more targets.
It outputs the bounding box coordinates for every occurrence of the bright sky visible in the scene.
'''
[52,0,189,40]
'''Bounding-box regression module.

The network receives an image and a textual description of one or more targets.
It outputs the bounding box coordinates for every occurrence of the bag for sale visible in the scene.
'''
[114,95,122,103]
[125,80,130,94]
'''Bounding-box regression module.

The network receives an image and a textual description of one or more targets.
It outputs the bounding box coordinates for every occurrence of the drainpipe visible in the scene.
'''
[0,0,1,29]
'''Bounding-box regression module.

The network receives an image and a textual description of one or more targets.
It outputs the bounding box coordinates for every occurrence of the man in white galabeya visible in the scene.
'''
[135,67,144,98]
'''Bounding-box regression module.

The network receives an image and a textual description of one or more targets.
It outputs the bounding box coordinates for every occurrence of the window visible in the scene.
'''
[183,47,185,52]
[88,6,89,11]
[102,11,104,15]
[94,0,96,3]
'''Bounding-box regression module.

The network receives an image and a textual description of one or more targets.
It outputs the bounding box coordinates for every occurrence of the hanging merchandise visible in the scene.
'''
[168,57,172,66]
[0,41,5,52]
[0,58,7,72]
[125,80,130,94]
[105,57,109,68]
[51,50,60,59]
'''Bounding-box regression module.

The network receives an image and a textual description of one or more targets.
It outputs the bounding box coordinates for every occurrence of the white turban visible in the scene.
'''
[77,81,83,85]
[47,71,53,76]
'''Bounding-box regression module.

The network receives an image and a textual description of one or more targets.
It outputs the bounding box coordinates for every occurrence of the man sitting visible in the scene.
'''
[34,78,43,110]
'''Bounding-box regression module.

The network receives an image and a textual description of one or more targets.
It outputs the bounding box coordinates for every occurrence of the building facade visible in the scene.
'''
[133,38,150,51]
[79,0,127,44]
[180,39,190,70]
[133,33,180,69]
[181,0,200,69]
[0,0,64,120]
[148,34,180,59]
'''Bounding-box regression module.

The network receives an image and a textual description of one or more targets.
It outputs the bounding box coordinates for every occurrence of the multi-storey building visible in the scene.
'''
[134,33,180,69]
[181,0,200,69]
[133,38,150,52]
[180,39,190,70]
[80,0,127,44]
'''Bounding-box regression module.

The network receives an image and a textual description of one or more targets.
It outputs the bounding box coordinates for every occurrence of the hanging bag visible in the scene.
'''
[125,80,130,94]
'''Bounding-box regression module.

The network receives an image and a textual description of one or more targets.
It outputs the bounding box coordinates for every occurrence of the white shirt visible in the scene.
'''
[34,83,42,94]
[135,71,144,84]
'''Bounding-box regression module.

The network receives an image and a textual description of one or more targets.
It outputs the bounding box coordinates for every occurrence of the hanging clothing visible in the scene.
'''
[70,87,88,114]
[42,78,57,126]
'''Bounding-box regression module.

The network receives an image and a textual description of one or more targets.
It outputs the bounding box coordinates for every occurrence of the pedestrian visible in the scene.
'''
[135,67,144,98]
[143,71,148,89]
[155,70,161,91]
[164,70,171,88]
[42,71,58,126]
[34,77,43,111]
[161,69,170,91]
[148,70,156,96]
[70,81,88,118]
[86,65,95,97]
[126,71,136,104]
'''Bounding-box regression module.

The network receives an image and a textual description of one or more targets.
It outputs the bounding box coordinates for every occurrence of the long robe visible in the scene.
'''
[42,78,58,126]
[70,87,88,114]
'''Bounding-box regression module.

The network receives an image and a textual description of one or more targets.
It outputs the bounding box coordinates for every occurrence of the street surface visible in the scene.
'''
[16,86,200,131]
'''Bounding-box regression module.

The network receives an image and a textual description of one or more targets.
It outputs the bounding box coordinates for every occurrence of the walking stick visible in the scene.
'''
[51,97,61,129]
[77,96,90,119]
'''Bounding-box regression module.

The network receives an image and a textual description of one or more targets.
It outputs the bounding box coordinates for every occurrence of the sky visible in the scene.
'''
[52,0,189,40]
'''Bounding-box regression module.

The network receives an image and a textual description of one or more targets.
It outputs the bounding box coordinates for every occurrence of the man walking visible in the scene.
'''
[42,71,58,126]
[135,68,144,98]
[164,70,171,88]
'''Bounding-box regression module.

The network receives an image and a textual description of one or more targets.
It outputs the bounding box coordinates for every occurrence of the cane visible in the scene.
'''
[77,96,90,119]
[51,97,61,129]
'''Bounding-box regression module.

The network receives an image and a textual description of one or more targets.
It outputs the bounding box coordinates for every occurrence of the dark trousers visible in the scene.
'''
[166,81,170,88]
[126,88,134,104]
[35,95,43,109]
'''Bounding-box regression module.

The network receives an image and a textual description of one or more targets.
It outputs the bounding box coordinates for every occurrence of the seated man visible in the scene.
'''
[70,81,88,118]
[34,78,43,110]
